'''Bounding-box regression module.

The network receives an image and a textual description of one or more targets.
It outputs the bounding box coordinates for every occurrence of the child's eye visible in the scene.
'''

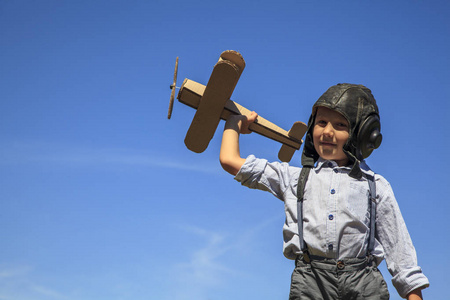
[336,123,349,129]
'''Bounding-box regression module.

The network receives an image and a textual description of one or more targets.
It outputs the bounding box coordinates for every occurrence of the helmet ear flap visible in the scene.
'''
[356,114,382,159]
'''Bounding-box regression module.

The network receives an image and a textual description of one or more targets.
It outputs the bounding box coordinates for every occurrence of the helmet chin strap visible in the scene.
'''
[343,148,363,179]
[301,152,315,168]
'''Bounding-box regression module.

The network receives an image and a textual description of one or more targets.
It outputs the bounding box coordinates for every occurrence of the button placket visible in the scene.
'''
[326,167,338,255]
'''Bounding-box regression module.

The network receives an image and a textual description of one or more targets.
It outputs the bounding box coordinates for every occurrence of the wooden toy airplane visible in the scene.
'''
[168,50,307,162]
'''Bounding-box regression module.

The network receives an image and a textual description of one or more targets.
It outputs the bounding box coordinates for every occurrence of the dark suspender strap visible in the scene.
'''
[297,167,311,252]
[367,174,377,255]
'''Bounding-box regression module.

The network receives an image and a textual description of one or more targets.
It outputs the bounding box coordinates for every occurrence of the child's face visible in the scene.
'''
[313,106,350,166]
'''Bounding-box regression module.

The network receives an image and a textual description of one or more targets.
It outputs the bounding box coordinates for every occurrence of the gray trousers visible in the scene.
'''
[289,255,390,300]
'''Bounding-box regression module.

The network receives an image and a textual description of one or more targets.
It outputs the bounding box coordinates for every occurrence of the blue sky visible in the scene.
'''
[0,1,449,299]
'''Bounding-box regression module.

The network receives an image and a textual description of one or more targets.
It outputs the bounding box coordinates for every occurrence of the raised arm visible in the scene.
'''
[407,289,423,300]
[220,111,258,175]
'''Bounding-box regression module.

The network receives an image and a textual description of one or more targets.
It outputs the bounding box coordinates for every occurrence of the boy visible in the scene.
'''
[220,84,429,299]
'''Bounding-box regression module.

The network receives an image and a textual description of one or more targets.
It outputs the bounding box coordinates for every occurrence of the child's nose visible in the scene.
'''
[323,122,334,137]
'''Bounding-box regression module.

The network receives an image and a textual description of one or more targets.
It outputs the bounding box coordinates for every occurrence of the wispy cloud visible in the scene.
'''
[176,225,238,278]
[0,140,218,174]
[168,226,236,300]
[0,264,67,300]
[168,215,280,300]
[0,265,32,279]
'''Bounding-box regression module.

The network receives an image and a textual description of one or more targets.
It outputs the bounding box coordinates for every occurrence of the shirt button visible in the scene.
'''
[328,214,334,220]
[331,189,336,194]
[328,244,333,250]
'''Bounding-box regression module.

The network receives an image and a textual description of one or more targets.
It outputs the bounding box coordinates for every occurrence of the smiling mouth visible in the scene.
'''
[320,142,336,147]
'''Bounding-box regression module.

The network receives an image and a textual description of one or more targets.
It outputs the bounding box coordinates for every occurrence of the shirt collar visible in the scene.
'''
[316,158,344,171]
[315,158,374,177]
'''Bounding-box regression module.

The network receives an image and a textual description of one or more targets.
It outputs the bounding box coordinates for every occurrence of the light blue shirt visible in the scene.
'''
[235,155,429,298]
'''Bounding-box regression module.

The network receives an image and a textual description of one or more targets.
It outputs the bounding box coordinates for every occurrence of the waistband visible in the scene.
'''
[295,253,375,272]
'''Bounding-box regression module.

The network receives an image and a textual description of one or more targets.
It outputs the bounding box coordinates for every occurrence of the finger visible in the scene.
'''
[248,111,258,123]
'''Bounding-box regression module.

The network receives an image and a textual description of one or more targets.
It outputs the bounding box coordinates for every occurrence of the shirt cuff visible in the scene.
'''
[392,266,430,298]
[234,154,258,183]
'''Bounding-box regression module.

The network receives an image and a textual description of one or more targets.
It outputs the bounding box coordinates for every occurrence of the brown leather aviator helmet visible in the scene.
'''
[301,83,382,178]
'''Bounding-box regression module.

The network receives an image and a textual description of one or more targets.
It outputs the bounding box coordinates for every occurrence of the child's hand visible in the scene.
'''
[225,111,258,134]
[240,111,258,134]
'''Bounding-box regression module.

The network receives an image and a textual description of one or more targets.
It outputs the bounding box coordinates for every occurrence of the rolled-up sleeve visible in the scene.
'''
[234,155,298,201]
[375,177,430,298]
